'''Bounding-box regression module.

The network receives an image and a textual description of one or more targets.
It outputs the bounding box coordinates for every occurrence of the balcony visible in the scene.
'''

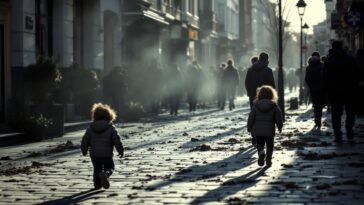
[158,2,182,21]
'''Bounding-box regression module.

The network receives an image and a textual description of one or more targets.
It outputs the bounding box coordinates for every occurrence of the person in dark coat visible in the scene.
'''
[305,52,324,129]
[247,85,283,167]
[186,61,202,111]
[81,103,124,189]
[323,41,359,143]
[245,52,276,110]
[221,59,240,110]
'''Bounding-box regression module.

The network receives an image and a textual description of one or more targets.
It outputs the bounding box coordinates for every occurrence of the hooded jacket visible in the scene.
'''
[305,56,324,92]
[247,99,283,137]
[245,61,275,98]
[81,120,124,158]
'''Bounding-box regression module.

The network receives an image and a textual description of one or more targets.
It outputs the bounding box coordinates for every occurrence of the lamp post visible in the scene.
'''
[302,23,309,67]
[296,0,307,105]
[278,0,285,120]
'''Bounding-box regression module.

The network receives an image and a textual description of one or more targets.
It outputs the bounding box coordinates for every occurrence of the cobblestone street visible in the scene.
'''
[1,100,364,205]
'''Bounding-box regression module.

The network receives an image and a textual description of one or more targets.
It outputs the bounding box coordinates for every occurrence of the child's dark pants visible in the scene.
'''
[256,136,274,162]
[91,158,115,187]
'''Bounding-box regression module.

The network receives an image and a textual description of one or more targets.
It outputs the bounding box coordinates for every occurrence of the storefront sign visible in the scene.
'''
[344,10,363,29]
[188,28,198,41]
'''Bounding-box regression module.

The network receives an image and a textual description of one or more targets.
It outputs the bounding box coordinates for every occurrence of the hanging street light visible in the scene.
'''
[296,0,307,17]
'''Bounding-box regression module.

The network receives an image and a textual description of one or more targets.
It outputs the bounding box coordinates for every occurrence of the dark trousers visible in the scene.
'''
[310,91,324,126]
[256,136,274,162]
[91,158,115,187]
[330,98,355,139]
[249,96,255,111]
[221,87,236,110]
[217,88,224,108]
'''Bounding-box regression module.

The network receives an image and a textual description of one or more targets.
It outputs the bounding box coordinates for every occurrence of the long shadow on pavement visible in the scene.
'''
[147,146,256,191]
[190,166,269,204]
[179,126,246,149]
[36,189,104,205]
[128,112,246,151]
[142,109,222,125]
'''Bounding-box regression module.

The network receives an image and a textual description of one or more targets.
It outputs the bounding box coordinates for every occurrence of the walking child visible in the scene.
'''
[247,86,283,166]
[81,103,124,189]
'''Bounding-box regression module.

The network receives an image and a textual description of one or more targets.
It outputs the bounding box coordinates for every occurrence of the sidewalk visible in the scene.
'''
[0,103,363,204]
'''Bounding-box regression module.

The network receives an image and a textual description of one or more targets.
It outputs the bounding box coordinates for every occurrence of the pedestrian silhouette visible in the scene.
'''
[221,59,240,110]
[323,41,359,143]
[305,52,324,130]
[245,52,275,110]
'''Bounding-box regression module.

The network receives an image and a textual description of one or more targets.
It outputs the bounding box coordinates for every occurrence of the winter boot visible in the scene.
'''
[265,156,272,167]
[258,152,265,166]
[99,171,110,189]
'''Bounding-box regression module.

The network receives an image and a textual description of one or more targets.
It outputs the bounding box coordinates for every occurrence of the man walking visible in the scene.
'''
[305,52,324,129]
[323,41,359,143]
[245,52,276,110]
[221,60,240,110]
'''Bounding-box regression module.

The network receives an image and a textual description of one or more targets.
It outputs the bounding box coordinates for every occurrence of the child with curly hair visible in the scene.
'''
[248,85,283,167]
[81,103,124,189]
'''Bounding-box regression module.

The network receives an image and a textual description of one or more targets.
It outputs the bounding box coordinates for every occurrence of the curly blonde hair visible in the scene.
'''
[91,103,117,122]
[255,85,278,104]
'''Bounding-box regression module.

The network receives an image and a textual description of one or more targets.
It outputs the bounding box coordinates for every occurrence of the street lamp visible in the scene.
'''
[302,23,309,67]
[296,0,307,105]
[302,23,309,30]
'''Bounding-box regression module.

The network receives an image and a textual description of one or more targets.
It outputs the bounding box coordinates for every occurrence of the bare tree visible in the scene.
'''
[256,0,294,63]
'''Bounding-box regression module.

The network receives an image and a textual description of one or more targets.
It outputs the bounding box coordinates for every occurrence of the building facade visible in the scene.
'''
[215,0,239,63]
[0,0,202,128]
[251,0,275,57]
[198,0,218,68]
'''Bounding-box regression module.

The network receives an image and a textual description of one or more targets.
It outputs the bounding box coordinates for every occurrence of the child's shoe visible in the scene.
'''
[99,171,110,189]
[258,152,265,166]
